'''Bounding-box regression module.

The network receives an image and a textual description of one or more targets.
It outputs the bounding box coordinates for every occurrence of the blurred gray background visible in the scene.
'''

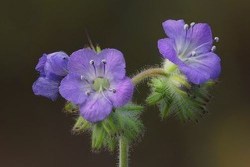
[1,0,250,166]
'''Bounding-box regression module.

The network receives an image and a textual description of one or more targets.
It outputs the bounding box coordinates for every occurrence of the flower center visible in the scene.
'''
[92,77,110,92]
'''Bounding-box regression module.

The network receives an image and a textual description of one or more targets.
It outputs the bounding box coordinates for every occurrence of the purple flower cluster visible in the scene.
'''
[158,19,221,84]
[33,48,134,123]
[32,52,69,100]
[33,19,221,123]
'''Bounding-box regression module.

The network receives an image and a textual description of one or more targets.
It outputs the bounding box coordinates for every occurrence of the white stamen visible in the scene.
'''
[80,75,90,83]
[191,51,196,56]
[85,91,91,96]
[211,46,216,52]
[80,75,84,80]
[190,22,195,27]
[101,90,113,104]
[101,59,106,74]
[101,59,107,64]
[89,60,96,75]
[89,60,94,65]
[214,37,219,42]
[184,24,189,30]
[109,88,116,93]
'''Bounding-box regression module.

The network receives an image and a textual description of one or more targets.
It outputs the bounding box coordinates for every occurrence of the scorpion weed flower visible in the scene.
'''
[59,48,134,123]
[32,52,69,100]
[158,19,221,84]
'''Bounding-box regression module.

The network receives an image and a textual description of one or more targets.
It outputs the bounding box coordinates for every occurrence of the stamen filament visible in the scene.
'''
[89,60,97,75]
[182,22,195,56]
[100,87,112,104]
[109,88,116,93]
[85,91,91,96]
[102,59,106,75]
[80,75,90,83]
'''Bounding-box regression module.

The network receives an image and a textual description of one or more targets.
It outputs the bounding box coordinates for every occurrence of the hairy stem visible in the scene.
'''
[119,137,129,167]
[117,68,166,167]
[132,68,167,85]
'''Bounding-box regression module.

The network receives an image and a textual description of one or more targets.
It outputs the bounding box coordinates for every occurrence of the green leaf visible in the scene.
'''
[147,70,215,122]
[159,98,172,118]
[71,103,144,152]
[113,103,144,142]
[146,92,164,105]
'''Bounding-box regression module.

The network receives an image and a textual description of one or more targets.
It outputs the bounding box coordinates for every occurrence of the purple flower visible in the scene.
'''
[59,48,134,123]
[32,52,69,100]
[158,19,221,84]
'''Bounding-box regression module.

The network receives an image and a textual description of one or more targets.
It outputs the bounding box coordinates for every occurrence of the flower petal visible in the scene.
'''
[44,52,69,76]
[32,77,60,101]
[188,23,213,54]
[98,49,126,80]
[158,38,182,65]
[59,74,90,104]
[68,48,97,80]
[35,54,47,76]
[179,52,221,84]
[107,77,134,107]
[80,94,113,123]
[162,19,185,40]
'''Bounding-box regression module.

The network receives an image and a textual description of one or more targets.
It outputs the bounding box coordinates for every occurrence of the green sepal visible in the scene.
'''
[147,70,215,122]
[64,101,78,114]
[91,124,106,150]
[72,116,91,133]
[72,103,144,152]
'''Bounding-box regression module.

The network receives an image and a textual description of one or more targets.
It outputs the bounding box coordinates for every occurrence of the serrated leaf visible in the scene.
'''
[116,103,144,113]
[146,92,164,105]
[159,99,172,118]
[147,70,215,122]
[103,135,117,152]
[71,103,144,152]
[113,103,144,142]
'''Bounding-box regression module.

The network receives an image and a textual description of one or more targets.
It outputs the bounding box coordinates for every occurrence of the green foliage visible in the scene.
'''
[146,70,215,122]
[72,103,144,152]
[114,103,144,142]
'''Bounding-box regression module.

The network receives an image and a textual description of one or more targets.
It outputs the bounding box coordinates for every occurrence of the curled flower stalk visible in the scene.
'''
[131,68,167,85]
[32,19,221,167]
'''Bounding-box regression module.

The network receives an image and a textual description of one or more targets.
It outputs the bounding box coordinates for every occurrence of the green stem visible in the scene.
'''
[132,68,167,85]
[119,137,129,167]
[118,68,166,167]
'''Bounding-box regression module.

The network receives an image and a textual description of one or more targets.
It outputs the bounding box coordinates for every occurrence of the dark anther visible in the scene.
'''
[90,60,94,65]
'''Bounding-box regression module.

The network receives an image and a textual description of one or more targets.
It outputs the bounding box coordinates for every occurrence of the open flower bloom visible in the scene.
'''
[158,19,221,84]
[59,48,134,123]
[32,52,69,100]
